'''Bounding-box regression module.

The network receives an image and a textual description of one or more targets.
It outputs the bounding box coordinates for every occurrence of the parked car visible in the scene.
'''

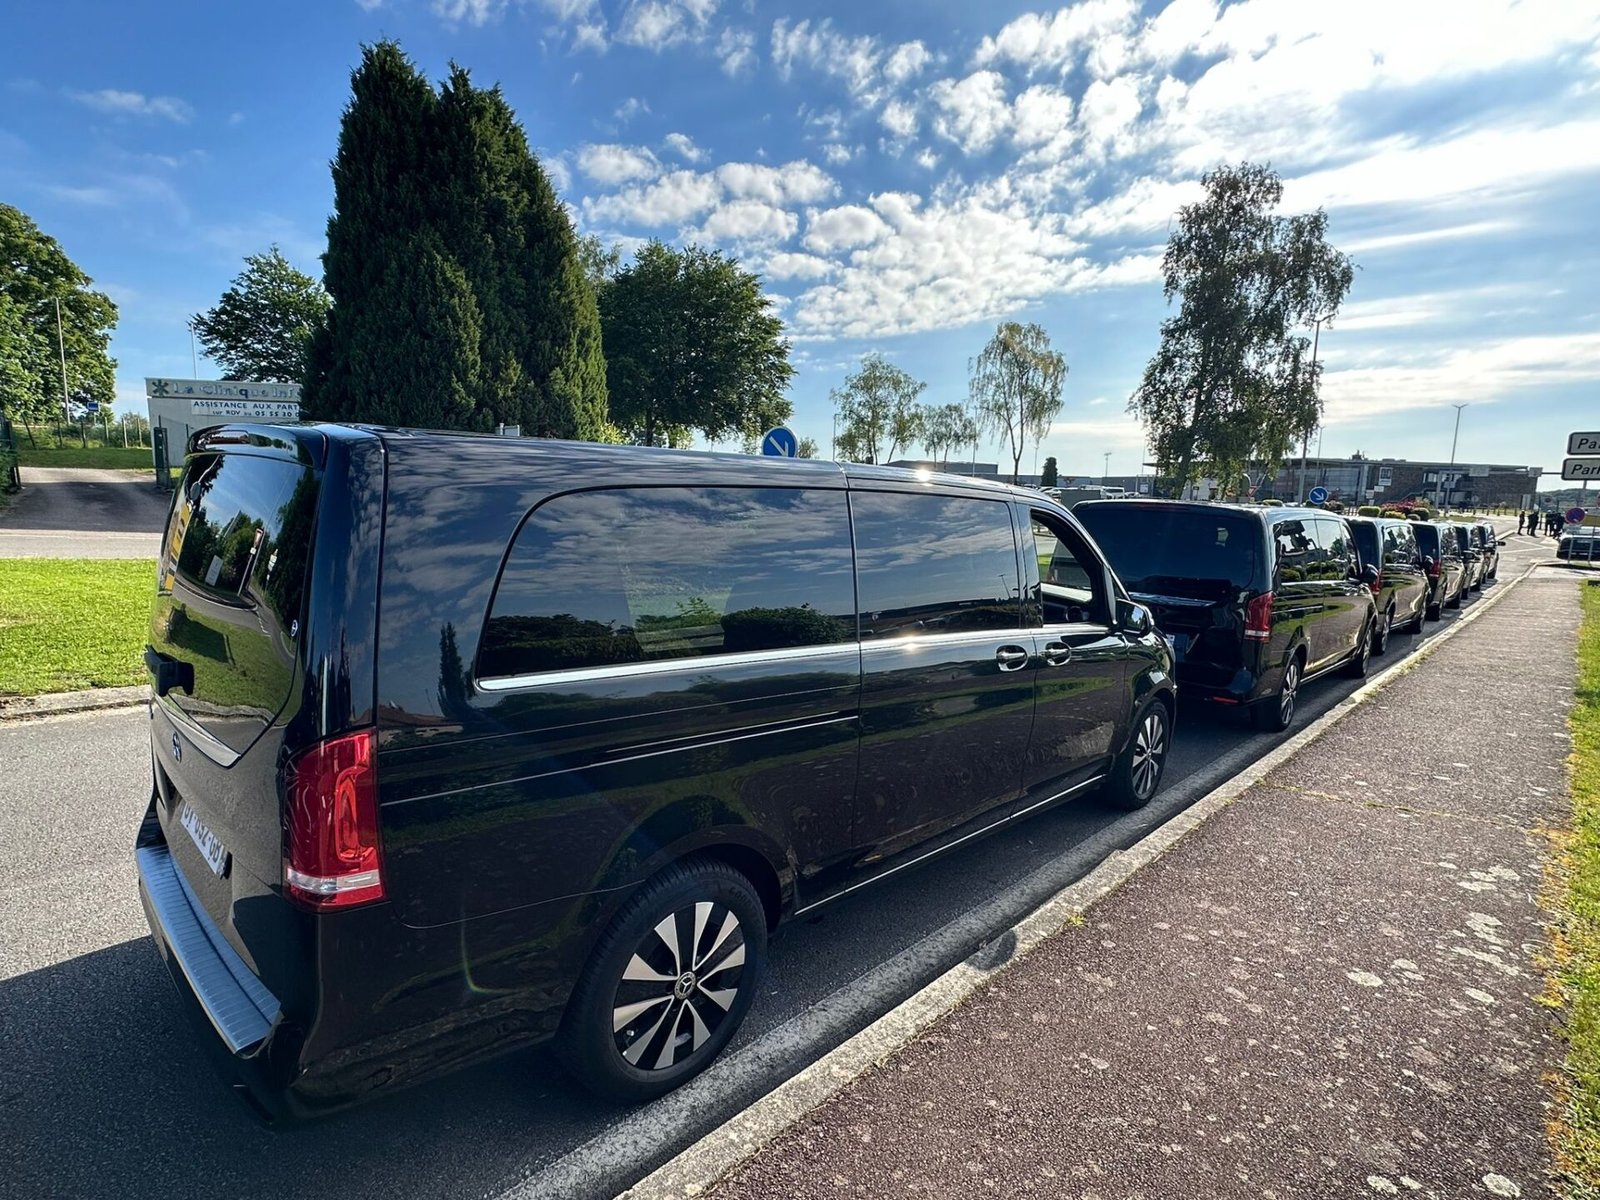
[1073,500,1376,735]
[1448,522,1485,593]
[136,426,1177,1120]
[1412,521,1467,617]
[1558,526,1600,562]
[1346,516,1428,653]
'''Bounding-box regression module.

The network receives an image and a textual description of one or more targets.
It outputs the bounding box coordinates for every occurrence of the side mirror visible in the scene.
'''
[1362,563,1381,585]
[1116,598,1152,636]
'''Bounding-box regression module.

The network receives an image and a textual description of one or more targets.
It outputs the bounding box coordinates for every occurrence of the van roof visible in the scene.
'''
[192,421,1034,500]
[1075,497,1336,523]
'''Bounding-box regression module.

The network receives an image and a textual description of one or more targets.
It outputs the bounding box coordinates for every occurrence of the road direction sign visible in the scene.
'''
[760,426,799,458]
[1570,507,1589,524]
[83,402,99,413]
[1563,457,1600,481]
[1308,486,1328,504]
[1569,431,1600,455]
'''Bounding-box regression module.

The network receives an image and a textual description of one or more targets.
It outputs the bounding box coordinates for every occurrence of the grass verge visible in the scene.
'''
[1556,582,1600,1194]
[16,443,156,470]
[0,559,153,695]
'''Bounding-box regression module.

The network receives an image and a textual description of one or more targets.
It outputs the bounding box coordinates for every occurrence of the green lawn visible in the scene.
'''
[0,559,154,695]
[1558,582,1600,1194]
[16,443,157,470]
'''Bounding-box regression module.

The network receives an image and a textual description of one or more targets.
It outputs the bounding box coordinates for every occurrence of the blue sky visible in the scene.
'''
[4,0,1598,487]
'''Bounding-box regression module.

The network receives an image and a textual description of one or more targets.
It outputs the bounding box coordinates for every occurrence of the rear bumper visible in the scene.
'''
[1172,660,1270,707]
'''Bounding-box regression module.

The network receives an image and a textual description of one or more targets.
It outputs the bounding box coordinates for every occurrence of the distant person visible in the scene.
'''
[1554,513,1567,537]
[1516,512,1526,534]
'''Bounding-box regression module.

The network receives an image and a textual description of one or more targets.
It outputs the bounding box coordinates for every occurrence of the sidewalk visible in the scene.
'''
[711,572,1583,1200]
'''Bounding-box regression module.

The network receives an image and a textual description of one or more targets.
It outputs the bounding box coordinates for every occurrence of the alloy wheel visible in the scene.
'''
[1130,706,1168,800]
[1280,660,1299,725]
[612,901,747,1071]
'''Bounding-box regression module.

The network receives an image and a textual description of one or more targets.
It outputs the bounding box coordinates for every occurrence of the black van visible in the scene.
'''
[1345,516,1428,653]
[1412,520,1467,617]
[135,425,1176,1118]
[1074,500,1376,734]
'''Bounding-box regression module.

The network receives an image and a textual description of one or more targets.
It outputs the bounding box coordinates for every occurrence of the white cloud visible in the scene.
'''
[715,160,837,204]
[717,27,757,76]
[614,96,650,123]
[692,200,798,245]
[1322,332,1600,424]
[576,143,660,185]
[585,169,722,225]
[928,70,1012,155]
[619,1,684,46]
[663,132,706,163]
[572,20,608,52]
[68,88,193,123]
[1341,220,1517,255]
[771,17,882,96]
[1047,415,1150,453]
[820,143,855,165]
[1011,84,1073,148]
[914,148,940,171]
[880,98,919,140]
[762,251,836,280]
[1078,76,1143,157]
[883,40,931,86]
[973,0,1137,73]
[803,204,891,253]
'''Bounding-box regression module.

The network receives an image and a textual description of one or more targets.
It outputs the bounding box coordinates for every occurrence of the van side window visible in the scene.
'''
[1027,510,1108,625]
[1274,519,1312,582]
[853,492,1020,638]
[477,487,856,679]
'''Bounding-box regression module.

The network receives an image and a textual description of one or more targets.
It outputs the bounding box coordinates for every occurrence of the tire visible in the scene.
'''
[1446,579,1463,610]
[1342,618,1373,678]
[555,858,767,1104]
[1103,698,1172,811]
[1252,653,1302,733]
[1373,605,1393,656]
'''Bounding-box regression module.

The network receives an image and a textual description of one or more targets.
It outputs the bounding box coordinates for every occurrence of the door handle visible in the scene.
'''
[1041,641,1072,667]
[995,645,1029,671]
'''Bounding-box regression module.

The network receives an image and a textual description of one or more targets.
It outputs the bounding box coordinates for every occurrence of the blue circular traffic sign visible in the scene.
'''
[1569,507,1588,524]
[760,426,799,458]
[1308,486,1328,505]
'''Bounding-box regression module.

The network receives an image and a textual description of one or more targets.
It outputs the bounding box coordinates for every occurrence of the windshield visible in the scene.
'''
[1075,505,1261,598]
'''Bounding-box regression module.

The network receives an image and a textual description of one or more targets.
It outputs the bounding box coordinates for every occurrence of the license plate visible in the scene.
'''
[178,800,229,878]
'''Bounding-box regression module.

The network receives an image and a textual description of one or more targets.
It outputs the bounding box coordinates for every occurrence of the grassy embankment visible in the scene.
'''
[0,559,153,695]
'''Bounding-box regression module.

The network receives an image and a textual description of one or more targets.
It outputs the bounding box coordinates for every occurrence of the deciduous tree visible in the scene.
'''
[192,246,330,382]
[970,322,1066,484]
[600,241,793,447]
[1129,162,1355,498]
[919,401,977,469]
[831,354,925,464]
[1041,455,1059,488]
[0,204,117,424]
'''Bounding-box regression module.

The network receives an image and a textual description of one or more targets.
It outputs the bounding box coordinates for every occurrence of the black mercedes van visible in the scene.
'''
[1074,500,1376,734]
[135,424,1175,1119]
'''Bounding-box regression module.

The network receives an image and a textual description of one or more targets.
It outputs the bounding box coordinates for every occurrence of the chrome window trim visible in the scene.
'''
[475,640,861,693]
[156,694,242,768]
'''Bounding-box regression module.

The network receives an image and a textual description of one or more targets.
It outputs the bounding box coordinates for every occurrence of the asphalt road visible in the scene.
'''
[0,522,1549,1200]
[0,466,169,557]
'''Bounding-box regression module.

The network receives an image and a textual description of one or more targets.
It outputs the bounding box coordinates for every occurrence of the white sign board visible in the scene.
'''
[1570,431,1600,456]
[145,377,302,403]
[1562,457,1600,481]
[190,398,301,420]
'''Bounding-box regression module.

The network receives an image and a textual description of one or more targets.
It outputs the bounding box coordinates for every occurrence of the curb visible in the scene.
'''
[618,562,1542,1200]
[0,685,149,722]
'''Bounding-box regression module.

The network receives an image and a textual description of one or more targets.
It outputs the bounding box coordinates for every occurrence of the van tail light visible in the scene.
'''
[1425,556,1440,578]
[1244,592,1273,641]
[284,729,384,910]
[1369,571,1383,597]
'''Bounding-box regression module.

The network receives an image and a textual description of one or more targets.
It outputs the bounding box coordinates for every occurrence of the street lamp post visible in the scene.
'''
[1298,314,1330,502]
[1441,403,1468,511]
[1103,450,1111,487]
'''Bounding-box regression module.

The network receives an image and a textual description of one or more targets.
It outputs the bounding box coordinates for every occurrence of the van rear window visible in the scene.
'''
[478,487,855,679]
[1074,505,1260,597]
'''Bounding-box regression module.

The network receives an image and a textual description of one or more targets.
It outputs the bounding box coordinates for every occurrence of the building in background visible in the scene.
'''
[1259,456,1543,508]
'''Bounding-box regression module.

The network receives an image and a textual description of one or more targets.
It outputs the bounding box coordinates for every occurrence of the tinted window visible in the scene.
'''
[1350,521,1380,569]
[1028,510,1108,625]
[1382,523,1416,568]
[478,487,855,678]
[1074,505,1261,598]
[1316,518,1356,579]
[853,492,1019,638]
[1273,518,1315,582]
[1414,524,1441,556]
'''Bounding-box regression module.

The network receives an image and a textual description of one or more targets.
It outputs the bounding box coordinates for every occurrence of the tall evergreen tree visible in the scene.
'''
[305,42,606,438]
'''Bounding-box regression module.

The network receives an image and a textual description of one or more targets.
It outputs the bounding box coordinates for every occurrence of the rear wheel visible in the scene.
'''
[555,859,767,1103]
[1252,654,1302,733]
[1446,578,1463,609]
[1103,699,1171,811]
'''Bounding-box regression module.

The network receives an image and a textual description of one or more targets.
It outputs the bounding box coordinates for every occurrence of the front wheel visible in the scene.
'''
[1373,606,1393,655]
[1252,655,1302,733]
[1342,619,1373,678]
[1103,699,1171,810]
[555,859,767,1103]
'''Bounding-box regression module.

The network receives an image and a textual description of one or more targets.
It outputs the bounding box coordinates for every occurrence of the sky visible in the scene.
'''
[4,0,1598,489]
